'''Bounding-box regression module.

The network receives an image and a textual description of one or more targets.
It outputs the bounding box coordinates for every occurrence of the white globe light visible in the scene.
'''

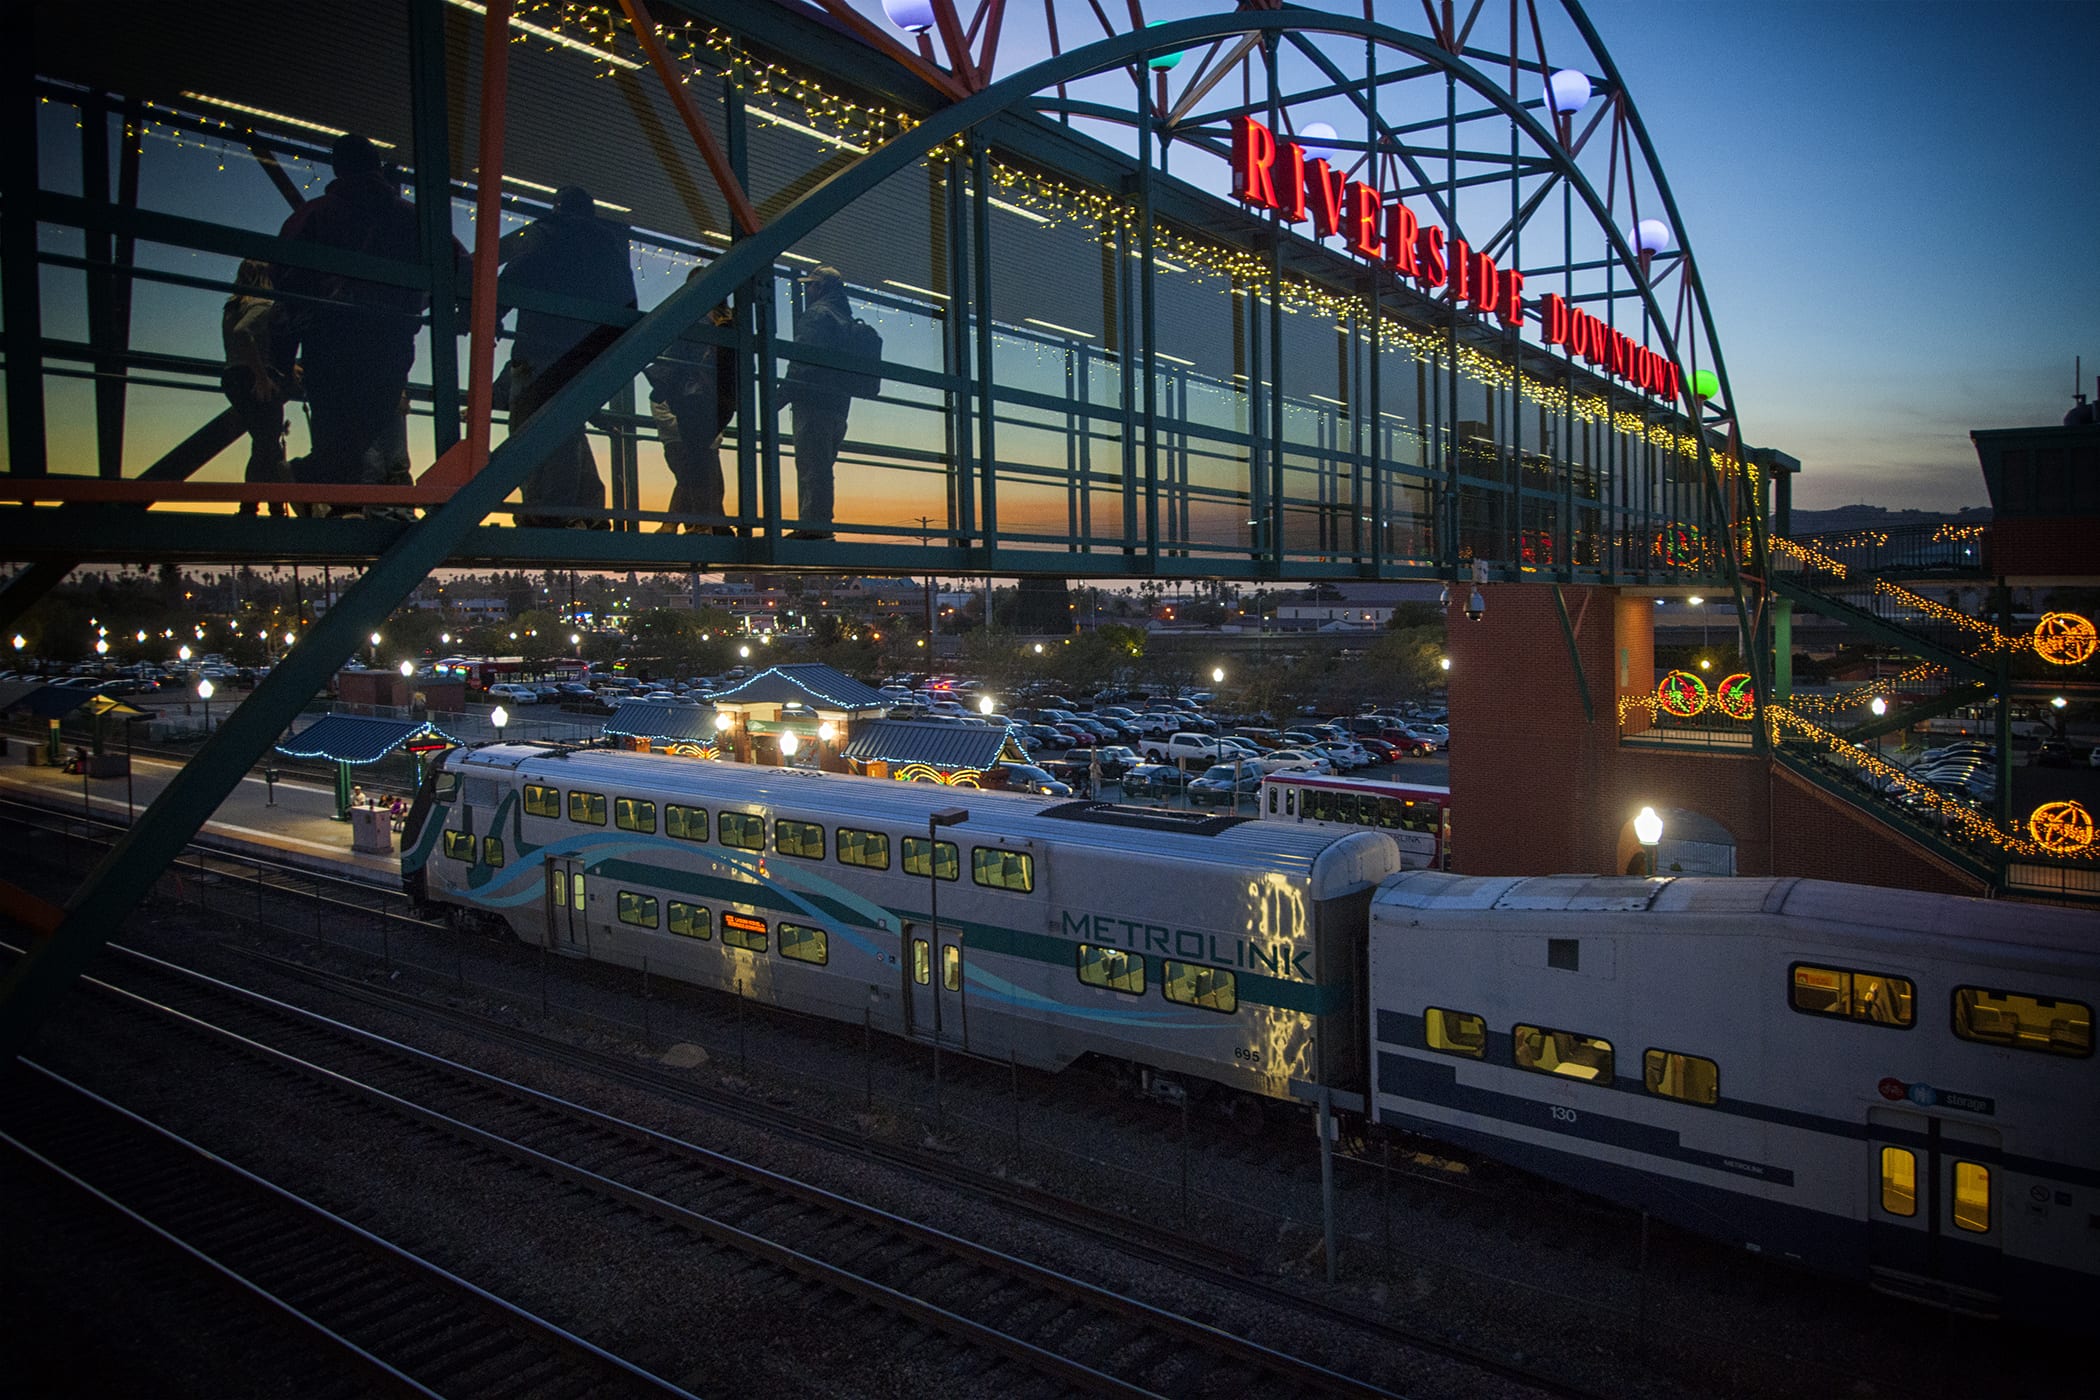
[1546,68,1592,115]
[1633,218,1672,255]
[1211,667,1225,684]
[882,0,936,34]
[978,695,995,715]
[196,678,214,700]
[490,705,508,729]
[713,711,732,732]
[738,644,751,658]
[780,732,800,757]
[370,632,382,646]
[1297,120,1339,162]
[818,721,836,742]
[283,631,296,646]
[95,640,108,654]
[178,646,191,661]
[400,661,415,677]
[1633,806,1664,846]
[1870,696,1888,716]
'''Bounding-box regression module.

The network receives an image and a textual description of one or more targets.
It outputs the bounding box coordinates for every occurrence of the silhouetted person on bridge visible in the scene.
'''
[646,272,737,535]
[501,186,636,529]
[273,134,438,517]
[782,265,863,540]
[220,259,290,518]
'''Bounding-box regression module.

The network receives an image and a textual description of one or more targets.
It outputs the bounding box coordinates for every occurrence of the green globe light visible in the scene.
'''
[1146,19,1182,70]
[1692,369,1720,400]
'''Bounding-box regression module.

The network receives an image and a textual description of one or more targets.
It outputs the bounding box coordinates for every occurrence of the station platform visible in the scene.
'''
[0,748,400,886]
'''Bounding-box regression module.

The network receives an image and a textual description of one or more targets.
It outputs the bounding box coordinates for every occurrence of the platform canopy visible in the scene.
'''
[603,701,721,748]
[0,682,145,720]
[274,713,459,765]
[843,718,1027,784]
[711,664,895,712]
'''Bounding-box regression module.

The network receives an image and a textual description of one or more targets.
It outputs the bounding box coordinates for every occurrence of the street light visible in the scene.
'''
[490,704,509,744]
[178,645,191,663]
[1212,666,1225,685]
[779,731,800,763]
[1439,657,1452,672]
[197,677,214,732]
[399,660,414,677]
[927,806,969,1126]
[1633,806,1663,876]
[738,644,751,659]
[978,695,995,716]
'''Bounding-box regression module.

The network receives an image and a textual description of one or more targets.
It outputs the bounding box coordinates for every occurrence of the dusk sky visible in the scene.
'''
[849,0,2098,513]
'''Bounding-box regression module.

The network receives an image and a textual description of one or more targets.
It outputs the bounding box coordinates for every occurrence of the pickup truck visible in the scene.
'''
[1140,732,1228,767]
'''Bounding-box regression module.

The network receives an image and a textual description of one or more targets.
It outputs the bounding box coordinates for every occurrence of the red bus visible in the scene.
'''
[1257,771,1452,870]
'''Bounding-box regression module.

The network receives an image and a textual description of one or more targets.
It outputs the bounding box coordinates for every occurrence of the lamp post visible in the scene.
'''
[490,704,509,746]
[1870,695,1887,765]
[197,677,214,734]
[1634,806,1663,876]
[779,730,800,767]
[927,806,969,1129]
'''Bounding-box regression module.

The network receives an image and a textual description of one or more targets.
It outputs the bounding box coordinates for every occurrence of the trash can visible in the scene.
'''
[351,806,394,854]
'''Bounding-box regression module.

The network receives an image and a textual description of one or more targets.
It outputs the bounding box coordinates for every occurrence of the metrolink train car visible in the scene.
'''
[1368,872,2099,1322]
[405,745,1401,1111]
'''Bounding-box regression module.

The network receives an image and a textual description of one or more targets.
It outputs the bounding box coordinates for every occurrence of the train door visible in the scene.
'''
[545,856,589,953]
[902,921,966,1048]
[1867,1109,2002,1308]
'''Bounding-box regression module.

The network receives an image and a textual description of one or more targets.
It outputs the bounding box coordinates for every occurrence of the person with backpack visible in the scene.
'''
[645,271,738,534]
[780,264,877,540]
[219,259,291,518]
[500,186,638,528]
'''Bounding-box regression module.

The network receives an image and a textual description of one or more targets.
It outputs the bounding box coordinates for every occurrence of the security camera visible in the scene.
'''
[1465,587,1486,622]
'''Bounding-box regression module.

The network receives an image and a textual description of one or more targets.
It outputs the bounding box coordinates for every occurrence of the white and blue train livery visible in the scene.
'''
[1367,872,2099,1324]
[408,745,1402,1109]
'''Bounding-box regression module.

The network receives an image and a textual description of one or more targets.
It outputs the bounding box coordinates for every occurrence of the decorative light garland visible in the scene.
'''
[1784,661,1947,716]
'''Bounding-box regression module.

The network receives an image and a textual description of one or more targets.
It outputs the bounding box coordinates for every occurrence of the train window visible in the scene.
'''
[1285,788,1297,816]
[1077,943,1145,996]
[1642,1049,1719,1105]
[523,784,561,818]
[567,790,607,826]
[903,837,959,881]
[1880,1147,1917,1216]
[721,912,768,952]
[1952,987,2092,1058]
[442,829,475,862]
[481,836,505,868]
[1424,1008,1486,1058]
[912,938,930,985]
[668,901,711,940]
[775,819,824,860]
[1952,1162,1991,1233]
[1512,1024,1615,1083]
[836,828,890,870]
[779,923,828,965]
[665,804,708,842]
[1267,787,1278,814]
[1790,964,1915,1028]
[614,797,656,834]
[942,944,961,992]
[1162,961,1237,1013]
[970,848,1035,893]
[719,812,765,851]
[616,891,659,929]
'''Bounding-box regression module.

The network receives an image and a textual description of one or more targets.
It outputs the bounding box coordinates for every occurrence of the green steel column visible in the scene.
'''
[336,761,353,820]
[409,0,463,455]
[2,1,48,478]
[1772,598,1793,702]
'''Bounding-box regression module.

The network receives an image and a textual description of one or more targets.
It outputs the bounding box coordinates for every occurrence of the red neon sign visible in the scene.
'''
[1230,115,1676,402]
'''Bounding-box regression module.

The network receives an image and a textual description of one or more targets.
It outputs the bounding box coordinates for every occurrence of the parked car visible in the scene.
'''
[1022,723,1071,751]
[2030,739,2087,768]
[487,683,539,705]
[998,762,1072,798]
[1092,745,1141,778]
[1256,748,1333,775]
[1187,766,1262,807]
[1142,732,1228,767]
[1117,763,1190,799]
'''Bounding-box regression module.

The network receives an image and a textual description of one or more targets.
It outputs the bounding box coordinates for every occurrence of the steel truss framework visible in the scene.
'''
[0,0,1772,1055]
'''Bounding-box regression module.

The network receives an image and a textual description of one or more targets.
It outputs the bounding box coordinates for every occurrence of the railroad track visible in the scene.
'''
[47,944,1447,1400]
[0,1061,698,1400]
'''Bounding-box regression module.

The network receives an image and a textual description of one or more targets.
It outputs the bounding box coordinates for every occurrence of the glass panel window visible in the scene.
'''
[568,790,607,826]
[1162,961,1236,1013]
[719,812,766,850]
[668,901,711,940]
[666,803,708,842]
[523,783,562,818]
[780,922,828,965]
[837,827,890,869]
[481,836,506,867]
[941,943,961,991]
[571,872,585,911]
[1880,1146,1917,1216]
[616,891,659,928]
[1512,1024,1615,1083]
[1790,963,1915,1028]
[442,829,475,861]
[615,797,656,833]
[1643,1048,1720,1105]
[1424,1007,1486,1058]
[776,819,825,860]
[971,847,1035,892]
[1952,1161,1990,1233]
[912,937,931,985]
[1953,987,2092,1057]
[721,912,768,952]
[903,837,959,881]
[1077,943,1144,995]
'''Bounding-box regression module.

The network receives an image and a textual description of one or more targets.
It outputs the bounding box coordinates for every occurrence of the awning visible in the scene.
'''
[0,683,142,720]
[843,718,1026,775]
[275,713,460,764]
[604,701,722,745]
[711,663,894,711]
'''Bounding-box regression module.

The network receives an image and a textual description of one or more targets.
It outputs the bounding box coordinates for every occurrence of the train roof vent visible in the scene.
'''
[1039,801,1249,837]
[1494,875,1664,912]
